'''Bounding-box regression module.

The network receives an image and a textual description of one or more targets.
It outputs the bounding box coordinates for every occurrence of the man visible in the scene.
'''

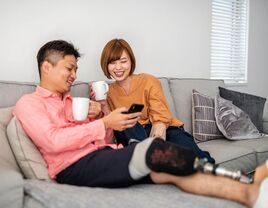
[14,40,267,207]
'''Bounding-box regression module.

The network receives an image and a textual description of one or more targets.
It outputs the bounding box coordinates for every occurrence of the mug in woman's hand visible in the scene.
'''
[91,81,109,101]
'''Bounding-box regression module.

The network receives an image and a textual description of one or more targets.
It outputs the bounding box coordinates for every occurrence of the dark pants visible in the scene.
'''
[56,144,152,188]
[114,123,215,163]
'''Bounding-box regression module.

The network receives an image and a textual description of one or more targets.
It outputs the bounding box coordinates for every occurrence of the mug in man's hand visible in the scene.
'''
[72,97,90,121]
[92,81,109,101]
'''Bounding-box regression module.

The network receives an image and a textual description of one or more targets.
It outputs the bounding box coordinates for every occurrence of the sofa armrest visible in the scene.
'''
[0,166,24,208]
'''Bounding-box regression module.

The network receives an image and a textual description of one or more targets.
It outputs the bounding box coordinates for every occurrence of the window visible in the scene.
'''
[210,0,249,84]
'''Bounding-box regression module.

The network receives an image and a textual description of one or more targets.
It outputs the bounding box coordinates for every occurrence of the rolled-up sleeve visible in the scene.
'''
[148,77,173,127]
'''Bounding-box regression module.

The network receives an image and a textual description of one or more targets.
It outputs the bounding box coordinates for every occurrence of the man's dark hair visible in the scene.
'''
[37,40,80,78]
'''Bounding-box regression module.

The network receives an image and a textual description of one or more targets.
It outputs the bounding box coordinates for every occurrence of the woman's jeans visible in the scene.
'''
[114,123,215,163]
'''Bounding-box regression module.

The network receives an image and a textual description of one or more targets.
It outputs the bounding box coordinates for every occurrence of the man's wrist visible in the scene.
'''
[101,116,109,129]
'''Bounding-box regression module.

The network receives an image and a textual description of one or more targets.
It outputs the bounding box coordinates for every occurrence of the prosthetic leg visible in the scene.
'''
[194,158,253,184]
[146,138,253,183]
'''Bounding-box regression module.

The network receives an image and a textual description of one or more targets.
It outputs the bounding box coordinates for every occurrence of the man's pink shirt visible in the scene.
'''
[14,86,120,179]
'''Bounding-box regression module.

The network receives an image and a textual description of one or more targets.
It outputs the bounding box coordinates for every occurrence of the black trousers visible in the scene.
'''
[56,144,152,188]
[114,123,215,163]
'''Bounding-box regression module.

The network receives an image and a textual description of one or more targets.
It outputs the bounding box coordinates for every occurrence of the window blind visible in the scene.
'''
[210,0,249,84]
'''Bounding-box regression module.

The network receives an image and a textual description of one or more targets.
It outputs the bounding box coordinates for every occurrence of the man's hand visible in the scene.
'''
[88,101,102,119]
[102,107,142,131]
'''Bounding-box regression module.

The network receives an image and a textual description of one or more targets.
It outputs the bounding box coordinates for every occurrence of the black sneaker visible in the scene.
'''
[146,138,198,176]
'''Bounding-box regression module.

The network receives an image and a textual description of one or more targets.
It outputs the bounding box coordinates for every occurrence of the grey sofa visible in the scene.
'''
[1,78,268,208]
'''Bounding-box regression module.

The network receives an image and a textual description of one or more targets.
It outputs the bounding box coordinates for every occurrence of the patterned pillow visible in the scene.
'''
[219,87,266,132]
[214,95,263,140]
[192,90,223,142]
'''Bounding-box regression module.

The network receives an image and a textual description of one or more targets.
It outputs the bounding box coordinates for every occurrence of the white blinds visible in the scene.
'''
[210,0,249,84]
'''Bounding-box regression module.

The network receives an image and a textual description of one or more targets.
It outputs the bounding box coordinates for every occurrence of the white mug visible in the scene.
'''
[72,97,90,121]
[92,81,109,101]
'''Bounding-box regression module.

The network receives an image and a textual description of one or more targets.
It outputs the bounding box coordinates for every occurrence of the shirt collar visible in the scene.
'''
[36,86,71,99]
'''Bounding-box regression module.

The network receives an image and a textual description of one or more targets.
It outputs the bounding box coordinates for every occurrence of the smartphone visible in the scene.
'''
[122,103,144,114]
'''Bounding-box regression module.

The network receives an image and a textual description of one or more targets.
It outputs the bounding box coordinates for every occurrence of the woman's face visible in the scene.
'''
[107,50,131,82]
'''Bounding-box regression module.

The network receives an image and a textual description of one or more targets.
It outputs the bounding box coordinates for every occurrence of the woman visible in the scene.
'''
[96,38,214,163]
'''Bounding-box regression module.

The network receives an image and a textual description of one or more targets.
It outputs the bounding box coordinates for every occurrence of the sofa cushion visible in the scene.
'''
[219,87,266,132]
[198,139,256,173]
[263,119,268,134]
[6,117,51,180]
[0,167,24,208]
[192,90,223,142]
[215,95,263,140]
[0,107,20,171]
[170,78,224,133]
[227,137,268,165]
[24,180,245,208]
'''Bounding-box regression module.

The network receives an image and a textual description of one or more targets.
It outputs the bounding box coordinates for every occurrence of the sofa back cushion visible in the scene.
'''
[0,81,36,108]
[0,107,20,172]
[158,77,177,117]
[0,81,90,108]
[70,82,90,98]
[169,78,224,133]
[7,117,51,180]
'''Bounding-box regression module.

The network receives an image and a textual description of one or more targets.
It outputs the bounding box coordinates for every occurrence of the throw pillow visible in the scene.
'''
[0,106,20,171]
[192,89,223,142]
[6,117,52,181]
[214,95,263,140]
[219,87,266,132]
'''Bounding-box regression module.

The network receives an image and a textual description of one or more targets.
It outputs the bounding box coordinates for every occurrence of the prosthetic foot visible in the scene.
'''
[194,158,253,184]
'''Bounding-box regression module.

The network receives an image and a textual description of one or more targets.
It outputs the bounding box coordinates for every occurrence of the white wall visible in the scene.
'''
[0,0,211,82]
[0,0,268,115]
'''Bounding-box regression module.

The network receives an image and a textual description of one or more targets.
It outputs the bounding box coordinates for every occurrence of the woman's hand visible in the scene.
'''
[89,83,96,101]
[150,122,167,140]
[99,100,111,115]
[89,83,111,116]
[88,101,102,119]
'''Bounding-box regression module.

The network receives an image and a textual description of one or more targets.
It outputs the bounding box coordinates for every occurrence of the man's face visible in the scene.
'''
[43,55,78,95]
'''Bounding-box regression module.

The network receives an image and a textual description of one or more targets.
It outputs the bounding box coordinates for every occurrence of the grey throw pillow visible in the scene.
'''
[0,106,20,171]
[219,87,266,132]
[214,95,263,140]
[192,90,223,142]
[7,117,52,181]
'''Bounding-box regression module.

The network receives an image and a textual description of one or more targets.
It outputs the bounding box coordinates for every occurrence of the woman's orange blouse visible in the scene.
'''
[107,73,183,128]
